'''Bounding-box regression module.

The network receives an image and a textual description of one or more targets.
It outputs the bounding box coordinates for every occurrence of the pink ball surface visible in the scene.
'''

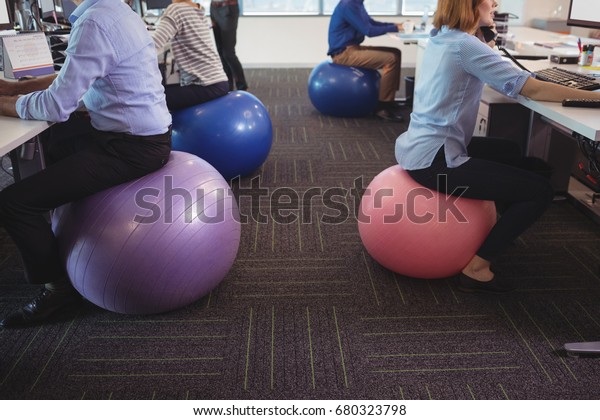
[358,165,496,279]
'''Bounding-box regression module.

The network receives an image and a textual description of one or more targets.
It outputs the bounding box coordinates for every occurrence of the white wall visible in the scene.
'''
[498,0,570,25]
[236,16,419,68]
[234,0,593,68]
[497,0,593,37]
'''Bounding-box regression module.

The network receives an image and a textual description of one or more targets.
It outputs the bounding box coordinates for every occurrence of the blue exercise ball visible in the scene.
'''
[172,91,273,180]
[308,60,380,118]
[52,152,241,315]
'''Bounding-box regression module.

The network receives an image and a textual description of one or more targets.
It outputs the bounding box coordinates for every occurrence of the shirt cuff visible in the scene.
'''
[15,95,27,119]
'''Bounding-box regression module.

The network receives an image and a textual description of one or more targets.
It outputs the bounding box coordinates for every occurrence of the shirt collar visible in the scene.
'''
[69,0,101,24]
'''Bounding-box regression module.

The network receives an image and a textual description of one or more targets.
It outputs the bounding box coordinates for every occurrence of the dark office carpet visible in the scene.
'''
[1,68,600,400]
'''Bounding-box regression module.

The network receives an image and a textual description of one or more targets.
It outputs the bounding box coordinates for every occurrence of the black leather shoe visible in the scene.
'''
[375,109,404,122]
[0,288,82,328]
[457,273,516,293]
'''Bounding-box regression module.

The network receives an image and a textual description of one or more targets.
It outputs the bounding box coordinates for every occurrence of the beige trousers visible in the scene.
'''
[332,45,402,102]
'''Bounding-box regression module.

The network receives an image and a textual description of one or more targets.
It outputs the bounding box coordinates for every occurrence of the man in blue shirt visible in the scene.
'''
[0,0,172,327]
[328,0,406,122]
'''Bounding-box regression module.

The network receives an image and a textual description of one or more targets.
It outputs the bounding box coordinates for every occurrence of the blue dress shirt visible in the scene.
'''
[16,0,171,136]
[327,0,398,56]
[395,27,531,170]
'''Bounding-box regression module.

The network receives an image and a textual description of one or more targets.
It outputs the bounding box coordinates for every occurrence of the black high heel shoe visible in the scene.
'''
[457,273,516,293]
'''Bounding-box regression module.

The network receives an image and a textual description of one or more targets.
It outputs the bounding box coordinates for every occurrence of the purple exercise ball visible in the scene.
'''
[51,151,241,315]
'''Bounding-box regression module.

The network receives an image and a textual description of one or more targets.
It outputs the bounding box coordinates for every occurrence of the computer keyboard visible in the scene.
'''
[534,67,600,91]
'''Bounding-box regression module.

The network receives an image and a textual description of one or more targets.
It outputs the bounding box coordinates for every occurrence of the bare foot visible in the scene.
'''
[462,255,494,282]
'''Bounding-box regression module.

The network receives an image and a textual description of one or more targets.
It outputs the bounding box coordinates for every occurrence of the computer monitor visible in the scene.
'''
[0,0,14,29]
[144,0,170,11]
[567,0,600,30]
[50,0,72,19]
[59,0,76,19]
[38,0,54,16]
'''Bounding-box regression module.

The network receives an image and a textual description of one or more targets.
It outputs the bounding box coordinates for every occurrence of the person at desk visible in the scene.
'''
[327,0,408,122]
[0,0,172,327]
[395,0,600,292]
[151,0,229,110]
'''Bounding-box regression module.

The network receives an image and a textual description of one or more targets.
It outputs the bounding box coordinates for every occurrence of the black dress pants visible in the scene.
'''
[406,137,554,260]
[164,81,229,111]
[210,4,248,91]
[0,114,171,284]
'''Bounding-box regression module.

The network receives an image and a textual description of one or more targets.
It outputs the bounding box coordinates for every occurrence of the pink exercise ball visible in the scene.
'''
[358,165,497,279]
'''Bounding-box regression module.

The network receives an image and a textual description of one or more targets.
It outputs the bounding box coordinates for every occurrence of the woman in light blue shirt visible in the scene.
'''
[395,0,600,293]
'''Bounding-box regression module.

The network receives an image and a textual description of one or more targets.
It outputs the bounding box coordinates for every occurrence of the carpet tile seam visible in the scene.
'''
[498,303,553,382]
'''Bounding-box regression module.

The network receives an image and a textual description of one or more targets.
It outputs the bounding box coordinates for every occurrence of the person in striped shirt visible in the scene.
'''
[151,0,229,110]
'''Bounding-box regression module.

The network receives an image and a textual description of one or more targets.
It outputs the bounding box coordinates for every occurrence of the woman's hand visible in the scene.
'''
[477,24,498,48]
[520,77,600,102]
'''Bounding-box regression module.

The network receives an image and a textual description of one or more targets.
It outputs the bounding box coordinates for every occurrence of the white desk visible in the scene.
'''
[411,26,582,55]
[389,31,430,41]
[0,116,51,156]
[515,60,600,142]
[415,26,597,81]
[0,116,51,180]
[504,26,582,58]
[518,95,600,141]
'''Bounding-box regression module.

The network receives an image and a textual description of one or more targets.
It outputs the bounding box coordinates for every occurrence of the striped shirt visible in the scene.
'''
[151,3,227,87]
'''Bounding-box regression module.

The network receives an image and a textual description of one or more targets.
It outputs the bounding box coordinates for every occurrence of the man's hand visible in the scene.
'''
[0,96,19,117]
[0,74,57,97]
[0,79,18,97]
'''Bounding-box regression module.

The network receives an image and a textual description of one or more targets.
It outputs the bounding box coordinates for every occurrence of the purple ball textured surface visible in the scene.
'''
[52,151,241,314]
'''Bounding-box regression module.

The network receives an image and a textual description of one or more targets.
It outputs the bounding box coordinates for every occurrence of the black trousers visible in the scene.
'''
[164,81,229,111]
[406,137,554,260]
[0,114,172,284]
[210,4,247,91]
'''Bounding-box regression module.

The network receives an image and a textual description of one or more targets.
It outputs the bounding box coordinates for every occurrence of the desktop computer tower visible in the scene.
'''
[475,87,531,154]
[571,138,600,193]
[526,115,578,194]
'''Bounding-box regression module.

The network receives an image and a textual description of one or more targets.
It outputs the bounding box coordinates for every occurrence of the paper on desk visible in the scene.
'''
[581,66,600,75]
[2,33,54,79]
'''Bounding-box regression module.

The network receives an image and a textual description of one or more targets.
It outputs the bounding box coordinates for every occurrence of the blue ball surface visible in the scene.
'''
[308,61,380,118]
[172,91,273,179]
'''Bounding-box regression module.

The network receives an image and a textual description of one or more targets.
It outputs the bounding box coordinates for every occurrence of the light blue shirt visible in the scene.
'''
[395,27,531,170]
[16,0,171,136]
